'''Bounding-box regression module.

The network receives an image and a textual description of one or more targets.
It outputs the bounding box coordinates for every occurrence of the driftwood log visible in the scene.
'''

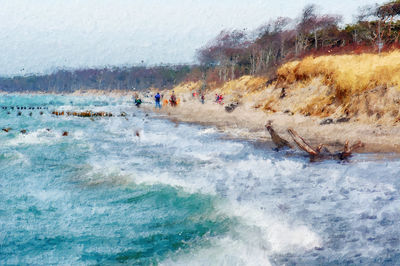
[265,122,292,150]
[287,128,364,161]
[265,123,364,161]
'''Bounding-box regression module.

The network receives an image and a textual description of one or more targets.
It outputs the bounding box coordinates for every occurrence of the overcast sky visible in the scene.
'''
[0,0,386,76]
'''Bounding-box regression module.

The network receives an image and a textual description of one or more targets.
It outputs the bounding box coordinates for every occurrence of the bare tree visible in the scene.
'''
[377,1,400,42]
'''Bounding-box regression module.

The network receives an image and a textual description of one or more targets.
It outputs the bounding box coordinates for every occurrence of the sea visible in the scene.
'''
[1,94,400,265]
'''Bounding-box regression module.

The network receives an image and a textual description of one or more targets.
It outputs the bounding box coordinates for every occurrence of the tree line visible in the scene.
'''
[196,0,400,84]
[0,65,192,92]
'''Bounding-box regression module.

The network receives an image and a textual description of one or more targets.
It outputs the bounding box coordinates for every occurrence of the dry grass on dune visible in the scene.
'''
[172,76,269,103]
[175,76,268,95]
[215,76,268,103]
[172,81,203,95]
[171,50,400,124]
[217,76,268,94]
[275,51,400,122]
[277,51,400,101]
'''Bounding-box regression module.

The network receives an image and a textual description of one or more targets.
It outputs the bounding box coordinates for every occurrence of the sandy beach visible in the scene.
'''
[142,91,400,154]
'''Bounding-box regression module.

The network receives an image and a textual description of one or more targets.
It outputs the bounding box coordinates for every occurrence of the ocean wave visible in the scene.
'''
[3,95,400,264]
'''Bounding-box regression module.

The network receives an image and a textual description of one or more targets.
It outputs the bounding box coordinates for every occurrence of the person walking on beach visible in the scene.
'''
[135,95,142,107]
[217,94,223,104]
[155,92,161,109]
[170,91,177,107]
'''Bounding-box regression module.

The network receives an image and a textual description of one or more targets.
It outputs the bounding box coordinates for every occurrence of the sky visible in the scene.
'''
[0,0,387,76]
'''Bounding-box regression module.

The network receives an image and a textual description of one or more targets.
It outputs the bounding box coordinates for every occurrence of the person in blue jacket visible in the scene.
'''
[155,92,161,109]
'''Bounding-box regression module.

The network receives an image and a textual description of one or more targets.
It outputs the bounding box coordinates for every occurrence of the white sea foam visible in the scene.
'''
[197,127,218,135]
[222,201,322,254]
[6,128,61,146]
[161,235,272,266]
[130,171,218,195]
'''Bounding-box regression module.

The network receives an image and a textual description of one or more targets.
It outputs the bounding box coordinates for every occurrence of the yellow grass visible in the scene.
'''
[170,51,400,123]
[277,51,400,101]
[273,51,400,122]
[173,75,268,95]
[217,75,268,98]
[172,75,269,103]
[168,81,202,95]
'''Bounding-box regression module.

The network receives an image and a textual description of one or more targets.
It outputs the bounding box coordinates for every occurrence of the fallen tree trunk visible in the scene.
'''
[287,128,324,156]
[287,128,364,161]
[265,122,292,150]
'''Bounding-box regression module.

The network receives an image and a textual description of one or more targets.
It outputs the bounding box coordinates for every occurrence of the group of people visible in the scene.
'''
[133,91,179,109]
[215,94,223,104]
[154,91,178,109]
[135,90,209,108]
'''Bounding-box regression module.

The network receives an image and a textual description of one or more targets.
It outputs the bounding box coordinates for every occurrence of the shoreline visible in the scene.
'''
[2,90,400,154]
[141,92,400,155]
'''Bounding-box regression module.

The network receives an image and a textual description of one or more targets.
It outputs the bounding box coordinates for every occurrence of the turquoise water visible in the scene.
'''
[1,94,400,265]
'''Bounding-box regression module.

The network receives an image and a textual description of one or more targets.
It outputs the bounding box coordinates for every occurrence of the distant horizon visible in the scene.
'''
[0,62,198,79]
[1,0,386,76]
